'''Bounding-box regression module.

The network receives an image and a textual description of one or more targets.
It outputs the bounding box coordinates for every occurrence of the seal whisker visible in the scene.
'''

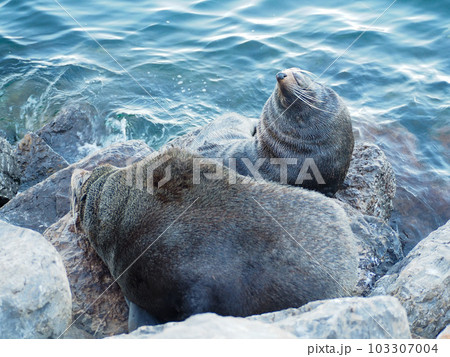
[294,89,323,102]
[288,83,314,97]
[295,93,317,104]
[294,88,323,103]
[293,92,315,107]
[293,92,336,114]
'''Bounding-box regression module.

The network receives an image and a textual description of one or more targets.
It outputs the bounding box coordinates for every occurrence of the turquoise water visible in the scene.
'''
[0,0,449,251]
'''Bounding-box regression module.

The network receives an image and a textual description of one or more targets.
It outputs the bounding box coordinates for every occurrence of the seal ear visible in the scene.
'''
[70,169,91,228]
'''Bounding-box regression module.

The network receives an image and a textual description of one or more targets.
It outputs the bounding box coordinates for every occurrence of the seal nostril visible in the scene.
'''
[276,72,287,81]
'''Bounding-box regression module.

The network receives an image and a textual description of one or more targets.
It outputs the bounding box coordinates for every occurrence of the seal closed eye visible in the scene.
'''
[166,67,354,196]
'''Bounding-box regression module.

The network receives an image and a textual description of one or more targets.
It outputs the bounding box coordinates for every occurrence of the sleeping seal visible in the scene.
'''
[166,68,354,196]
[71,147,358,329]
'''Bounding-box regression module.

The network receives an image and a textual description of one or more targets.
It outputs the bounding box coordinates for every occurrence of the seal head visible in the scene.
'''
[257,67,354,195]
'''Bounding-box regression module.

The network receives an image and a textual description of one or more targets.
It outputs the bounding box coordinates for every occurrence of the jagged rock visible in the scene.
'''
[0,140,153,233]
[336,142,396,222]
[110,313,295,339]
[371,220,450,338]
[0,137,20,207]
[36,104,106,164]
[60,326,95,339]
[44,213,128,338]
[15,132,69,192]
[249,296,411,339]
[0,220,72,338]
[112,296,410,339]
[335,201,403,296]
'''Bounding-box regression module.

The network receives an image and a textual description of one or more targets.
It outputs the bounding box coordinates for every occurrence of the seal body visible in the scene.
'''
[167,68,354,195]
[72,148,358,325]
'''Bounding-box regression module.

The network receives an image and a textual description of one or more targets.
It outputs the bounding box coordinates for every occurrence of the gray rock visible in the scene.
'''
[371,220,450,338]
[0,220,72,338]
[15,132,69,192]
[60,326,95,339]
[249,296,411,339]
[0,140,153,233]
[36,104,106,164]
[0,137,20,207]
[336,142,396,222]
[44,213,128,338]
[336,202,403,296]
[114,296,410,339]
[111,313,295,339]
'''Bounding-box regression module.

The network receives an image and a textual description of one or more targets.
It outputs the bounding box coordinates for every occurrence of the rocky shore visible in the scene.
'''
[0,106,448,339]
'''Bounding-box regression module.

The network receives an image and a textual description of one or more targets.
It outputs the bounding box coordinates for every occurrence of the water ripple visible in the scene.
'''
[0,0,448,251]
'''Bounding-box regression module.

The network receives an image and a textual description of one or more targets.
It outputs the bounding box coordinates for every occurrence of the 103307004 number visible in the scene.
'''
[368,343,438,354]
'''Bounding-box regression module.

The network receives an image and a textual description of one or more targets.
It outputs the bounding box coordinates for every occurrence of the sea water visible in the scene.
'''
[0,0,449,252]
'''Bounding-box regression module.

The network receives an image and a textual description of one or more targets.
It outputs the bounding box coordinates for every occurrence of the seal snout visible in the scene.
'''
[276,72,287,81]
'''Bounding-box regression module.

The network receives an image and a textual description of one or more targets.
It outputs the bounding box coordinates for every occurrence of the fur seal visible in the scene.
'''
[166,68,354,195]
[71,147,358,327]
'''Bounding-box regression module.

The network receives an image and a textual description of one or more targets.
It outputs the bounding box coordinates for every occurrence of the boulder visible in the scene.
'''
[15,132,69,192]
[44,213,128,338]
[336,142,396,222]
[112,296,410,339]
[110,313,295,339]
[0,137,20,207]
[0,140,153,233]
[336,202,403,296]
[36,104,106,164]
[0,220,72,338]
[371,220,450,338]
[249,296,411,339]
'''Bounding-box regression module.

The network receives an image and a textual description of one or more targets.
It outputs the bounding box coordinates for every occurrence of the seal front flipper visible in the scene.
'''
[126,298,159,332]
[191,113,258,149]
